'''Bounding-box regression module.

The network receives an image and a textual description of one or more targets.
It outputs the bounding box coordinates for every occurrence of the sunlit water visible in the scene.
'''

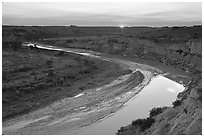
[78,75,185,135]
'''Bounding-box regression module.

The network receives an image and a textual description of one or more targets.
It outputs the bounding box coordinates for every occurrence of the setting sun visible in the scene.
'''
[120,25,124,28]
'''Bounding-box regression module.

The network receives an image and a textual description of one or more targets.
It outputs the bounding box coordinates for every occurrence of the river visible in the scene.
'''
[6,42,184,135]
[77,75,184,134]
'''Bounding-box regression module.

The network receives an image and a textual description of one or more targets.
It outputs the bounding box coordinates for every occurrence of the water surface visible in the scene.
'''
[78,75,185,135]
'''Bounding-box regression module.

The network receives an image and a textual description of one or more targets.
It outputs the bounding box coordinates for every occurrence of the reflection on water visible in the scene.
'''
[78,75,185,135]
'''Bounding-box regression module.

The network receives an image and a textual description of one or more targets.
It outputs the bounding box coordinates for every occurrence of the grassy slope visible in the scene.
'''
[2,46,130,121]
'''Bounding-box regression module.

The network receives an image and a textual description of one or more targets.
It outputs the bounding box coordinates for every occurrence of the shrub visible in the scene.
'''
[12,42,22,50]
[55,50,65,56]
[197,88,202,102]
[108,38,119,43]
[83,60,94,66]
[183,108,188,114]
[46,59,53,68]
[172,99,182,108]
[123,69,132,74]
[149,107,167,117]
[3,41,22,50]
[79,69,91,74]
[47,69,54,77]
[131,117,155,131]
[117,126,125,134]
[16,65,33,72]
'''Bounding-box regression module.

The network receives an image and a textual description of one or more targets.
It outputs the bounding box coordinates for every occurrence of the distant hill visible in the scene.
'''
[3,25,201,42]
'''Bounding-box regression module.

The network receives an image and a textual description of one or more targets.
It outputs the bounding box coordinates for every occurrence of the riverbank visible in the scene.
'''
[116,56,201,135]
[78,75,185,135]
[2,44,148,135]
[117,78,201,135]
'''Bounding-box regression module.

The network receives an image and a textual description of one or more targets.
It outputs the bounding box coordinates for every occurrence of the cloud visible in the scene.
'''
[2,2,202,26]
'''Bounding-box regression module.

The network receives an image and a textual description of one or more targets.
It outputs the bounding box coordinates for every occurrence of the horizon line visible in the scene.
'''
[2,24,202,28]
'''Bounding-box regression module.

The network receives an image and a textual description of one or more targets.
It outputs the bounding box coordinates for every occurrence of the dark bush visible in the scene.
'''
[66,75,76,80]
[123,69,132,74]
[83,60,94,66]
[3,41,22,50]
[55,50,65,56]
[47,69,54,77]
[46,59,53,68]
[131,117,155,131]
[117,126,125,134]
[12,42,22,50]
[108,38,119,43]
[79,69,91,74]
[183,108,188,114]
[12,65,33,73]
[172,99,182,108]
[197,88,202,102]
[149,107,167,117]
[66,39,76,43]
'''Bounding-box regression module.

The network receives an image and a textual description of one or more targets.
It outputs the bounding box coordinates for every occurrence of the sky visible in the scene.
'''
[2,2,202,27]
